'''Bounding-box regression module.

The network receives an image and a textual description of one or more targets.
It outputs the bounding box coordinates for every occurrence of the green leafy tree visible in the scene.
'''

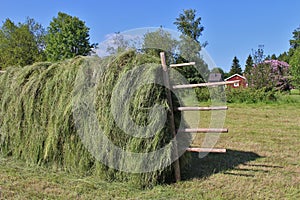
[290,48,300,90]
[142,27,178,64]
[0,18,46,69]
[174,9,206,45]
[229,56,242,76]
[176,35,209,83]
[26,17,47,52]
[174,9,209,83]
[244,54,254,76]
[45,12,96,61]
[106,32,131,55]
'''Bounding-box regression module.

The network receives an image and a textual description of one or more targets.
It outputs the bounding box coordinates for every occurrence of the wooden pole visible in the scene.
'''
[170,62,196,68]
[172,80,240,89]
[160,52,181,182]
[176,106,228,111]
[178,128,228,133]
[186,148,227,153]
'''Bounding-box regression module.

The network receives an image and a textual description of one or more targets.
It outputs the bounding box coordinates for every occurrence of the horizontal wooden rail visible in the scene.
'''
[178,128,228,133]
[172,80,240,89]
[186,148,227,153]
[177,106,228,111]
[0,70,6,73]
[170,62,196,68]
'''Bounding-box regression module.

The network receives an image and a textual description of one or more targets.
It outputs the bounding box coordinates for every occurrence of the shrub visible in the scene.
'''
[225,87,277,103]
[195,87,210,102]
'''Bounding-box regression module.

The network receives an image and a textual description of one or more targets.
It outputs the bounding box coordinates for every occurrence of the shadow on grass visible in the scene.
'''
[181,149,262,180]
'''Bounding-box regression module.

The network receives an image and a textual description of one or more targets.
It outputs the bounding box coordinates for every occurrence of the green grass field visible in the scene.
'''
[0,102,299,199]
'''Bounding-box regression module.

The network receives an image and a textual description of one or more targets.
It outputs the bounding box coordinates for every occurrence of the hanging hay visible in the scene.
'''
[0,50,191,187]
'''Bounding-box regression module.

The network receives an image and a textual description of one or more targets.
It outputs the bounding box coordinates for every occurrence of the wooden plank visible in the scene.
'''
[170,62,195,68]
[160,52,181,182]
[178,128,228,133]
[0,70,6,73]
[172,80,240,89]
[186,148,227,153]
[177,106,228,111]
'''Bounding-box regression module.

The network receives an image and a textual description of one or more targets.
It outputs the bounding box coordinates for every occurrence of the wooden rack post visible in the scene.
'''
[160,52,181,182]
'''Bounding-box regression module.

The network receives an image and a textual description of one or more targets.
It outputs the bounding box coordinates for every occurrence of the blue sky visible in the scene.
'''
[1,0,300,71]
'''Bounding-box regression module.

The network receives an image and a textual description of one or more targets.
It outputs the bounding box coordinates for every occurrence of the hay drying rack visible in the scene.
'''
[160,52,239,182]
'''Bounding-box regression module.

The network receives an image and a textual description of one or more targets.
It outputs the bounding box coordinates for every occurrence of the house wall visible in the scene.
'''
[227,76,247,88]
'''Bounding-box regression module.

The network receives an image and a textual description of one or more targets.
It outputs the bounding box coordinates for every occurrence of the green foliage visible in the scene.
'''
[277,51,290,63]
[290,48,300,90]
[289,26,300,50]
[248,60,291,92]
[248,63,273,90]
[106,32,134,55]
[0,50,190,187]
[195,87,210,102]
[276,92,300,104]
[226,87,277,103]
[195,86,226,103]
[142,28,178,64]
[174,9,205,44]
[244,54,253,75]
[175,35,209,83]
[229,56,242,76]
[45,12,96,62]
[0,18,46,69]
[173,9,209,83]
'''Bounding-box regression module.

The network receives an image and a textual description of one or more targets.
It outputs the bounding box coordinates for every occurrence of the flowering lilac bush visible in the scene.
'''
[247,60,291,91]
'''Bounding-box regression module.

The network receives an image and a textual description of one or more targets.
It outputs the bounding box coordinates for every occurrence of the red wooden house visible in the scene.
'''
[225,74,247,88]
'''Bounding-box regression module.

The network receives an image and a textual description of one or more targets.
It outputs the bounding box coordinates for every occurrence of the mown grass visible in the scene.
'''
[0,102,299,199]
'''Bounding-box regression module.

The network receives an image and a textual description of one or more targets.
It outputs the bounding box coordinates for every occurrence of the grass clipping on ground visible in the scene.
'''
[0,50,190,187]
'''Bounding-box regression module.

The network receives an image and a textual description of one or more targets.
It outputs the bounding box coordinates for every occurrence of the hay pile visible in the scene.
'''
[0,50,190,187]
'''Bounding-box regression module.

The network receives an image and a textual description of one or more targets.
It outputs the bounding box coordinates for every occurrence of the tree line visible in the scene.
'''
[1,9,300,91]
[0,10,209,84]
[0,12,96,69]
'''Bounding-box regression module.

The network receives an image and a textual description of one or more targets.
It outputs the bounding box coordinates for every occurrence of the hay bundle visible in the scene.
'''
[0,50,190,187]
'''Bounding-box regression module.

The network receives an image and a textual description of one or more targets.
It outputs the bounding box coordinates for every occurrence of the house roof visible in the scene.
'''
[225,74,246,81]
[208,73,223,82]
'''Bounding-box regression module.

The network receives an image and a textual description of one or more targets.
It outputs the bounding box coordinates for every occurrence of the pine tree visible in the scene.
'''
[290,27,300,50]
[244,55,254,75]
[229,56,242,76]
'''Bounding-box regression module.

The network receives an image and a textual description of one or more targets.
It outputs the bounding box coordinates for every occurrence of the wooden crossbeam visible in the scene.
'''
[178,128,228,133]
[177,106,228,111]
[172,80,240,89]
[170,62,196,68]
[186,147,227,153]
[0,70,6,73]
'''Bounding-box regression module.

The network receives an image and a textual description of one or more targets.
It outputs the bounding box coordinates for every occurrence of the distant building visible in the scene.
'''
[225,74,247,88]
[208,73,223,83]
